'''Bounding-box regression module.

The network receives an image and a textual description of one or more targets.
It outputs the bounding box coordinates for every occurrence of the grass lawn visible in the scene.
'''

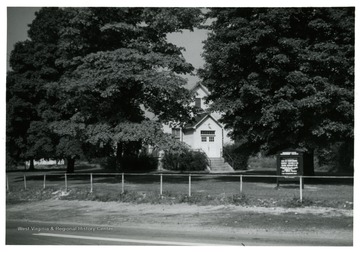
[6,169,353,209]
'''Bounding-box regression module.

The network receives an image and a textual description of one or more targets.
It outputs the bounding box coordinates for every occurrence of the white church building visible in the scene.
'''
[162,83,234,172]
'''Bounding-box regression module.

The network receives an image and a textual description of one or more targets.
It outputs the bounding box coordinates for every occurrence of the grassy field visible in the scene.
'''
[6,168,353,209]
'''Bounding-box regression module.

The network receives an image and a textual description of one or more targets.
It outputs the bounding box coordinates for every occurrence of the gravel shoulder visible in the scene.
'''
[6,199,353,243]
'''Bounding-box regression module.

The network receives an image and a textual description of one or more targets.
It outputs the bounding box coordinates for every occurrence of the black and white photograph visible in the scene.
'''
[3,0,356,248]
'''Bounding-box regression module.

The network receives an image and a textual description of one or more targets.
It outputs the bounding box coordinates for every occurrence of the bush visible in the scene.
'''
[162,150,209,172]
[122,154,158,172]
[248,155,277,170]
[97,156,117,171]
[316,141,354,173]
[98,154,158,172]
[223,144,251,170]
[6,152,21,171]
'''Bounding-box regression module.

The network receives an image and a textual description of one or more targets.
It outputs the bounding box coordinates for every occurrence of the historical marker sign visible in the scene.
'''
[280,157,299,175]
[277,149,304,187]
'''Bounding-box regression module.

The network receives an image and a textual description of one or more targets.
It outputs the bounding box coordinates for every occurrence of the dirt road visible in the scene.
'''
[6,199,353,246]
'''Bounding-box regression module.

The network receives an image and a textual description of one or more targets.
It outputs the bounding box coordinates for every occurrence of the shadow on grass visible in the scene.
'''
[6,163,105,174]
[212,175,353,186]
[8,168,354,187]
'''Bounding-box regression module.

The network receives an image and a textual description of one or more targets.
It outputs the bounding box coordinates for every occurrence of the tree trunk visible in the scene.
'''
[303,149,315,176]
[28,159,35,171]
[337,140,354,173]
[116,142,123,171]
[66,157,75,173]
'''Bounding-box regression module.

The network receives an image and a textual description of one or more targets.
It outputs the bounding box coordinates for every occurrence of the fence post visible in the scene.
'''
[121,173,124,194]
[188,174,192,197]
[24,175,27,190]
[240,175,243,193]
[299,176,303,202]
[6,175,9,192]
[43,174,46,189]
[65,173,67,191]
[90,173,93,193]
[160,174,163,195]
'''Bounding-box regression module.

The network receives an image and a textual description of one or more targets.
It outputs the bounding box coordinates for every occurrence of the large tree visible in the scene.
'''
[200,8,354,173]
[7,8,66,170]
[7,7,203,172]
[50,7,203,172]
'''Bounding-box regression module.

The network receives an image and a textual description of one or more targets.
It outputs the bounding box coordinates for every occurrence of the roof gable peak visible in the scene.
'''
[191,83,210,96]
[184,113,222,130]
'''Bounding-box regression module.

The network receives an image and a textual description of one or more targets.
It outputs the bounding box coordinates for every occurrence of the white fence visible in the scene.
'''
[6,172,353,203]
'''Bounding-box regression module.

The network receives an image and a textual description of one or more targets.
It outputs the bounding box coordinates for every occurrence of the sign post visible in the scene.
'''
[277,149,304,189]
[160,174,163,196]
[90,173,93,193]
[121,173,124,194]
[299,176,303,202]
[6,175,9,192]
[24,175,27,190]
[240,175,243,193]
[188,174,192,197]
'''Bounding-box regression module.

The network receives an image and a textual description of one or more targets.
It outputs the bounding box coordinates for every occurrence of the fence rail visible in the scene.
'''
[6,172,353,203]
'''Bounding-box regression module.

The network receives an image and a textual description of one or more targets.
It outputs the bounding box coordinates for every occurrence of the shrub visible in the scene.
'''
[162,150,209,172]
[121,154,158,172]
[97,154,158,172]
[316,141,354,173]
[248,155,277,170]
[223,144,251,170]
[97,156,117,171]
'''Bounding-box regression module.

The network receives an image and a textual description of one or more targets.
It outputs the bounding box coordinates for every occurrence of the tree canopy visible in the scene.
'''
[200,8,354,171]
[7,7,203,172]
[7,8,66,169]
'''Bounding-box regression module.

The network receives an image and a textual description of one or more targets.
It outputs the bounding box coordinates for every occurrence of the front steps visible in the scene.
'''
[208,157,234,173]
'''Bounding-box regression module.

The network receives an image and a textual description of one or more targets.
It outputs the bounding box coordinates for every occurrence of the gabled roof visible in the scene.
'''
[183,112,223,130]
[190,83,210,96]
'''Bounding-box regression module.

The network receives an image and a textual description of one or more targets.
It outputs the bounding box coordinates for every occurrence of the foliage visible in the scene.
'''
[200,8,354,173]
[48,7,203,171]
[162,149,209,172]
[122,154,158,172]
[7,7,203,171]
[223,144,252,170]
[25,121,57,160]
[247,155,277,170]
[316,141,353,172]
[7,8,68,169]
[98,152,158,172]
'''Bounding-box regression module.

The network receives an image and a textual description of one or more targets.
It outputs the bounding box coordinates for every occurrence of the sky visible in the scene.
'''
[6,7,209,86]
[6,7,40,69]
